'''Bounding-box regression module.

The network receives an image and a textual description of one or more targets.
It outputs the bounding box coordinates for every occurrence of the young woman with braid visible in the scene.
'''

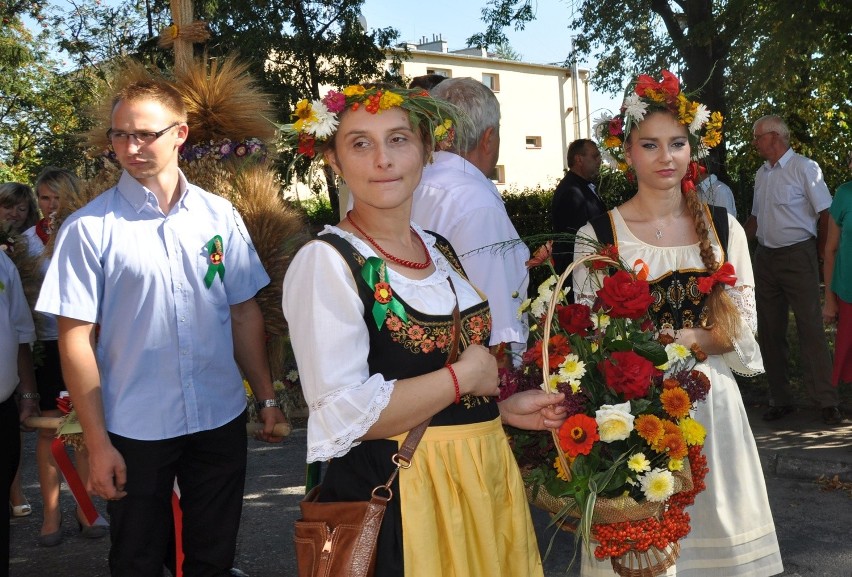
[573,71,783,576]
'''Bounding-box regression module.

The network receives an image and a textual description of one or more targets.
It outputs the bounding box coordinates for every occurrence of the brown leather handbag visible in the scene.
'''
[293,420,430,577]
[294,280,462,577]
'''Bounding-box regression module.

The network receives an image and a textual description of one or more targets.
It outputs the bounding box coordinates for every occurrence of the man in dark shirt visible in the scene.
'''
[551,139,604,277]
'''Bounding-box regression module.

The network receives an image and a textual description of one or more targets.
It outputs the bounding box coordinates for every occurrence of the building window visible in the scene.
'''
[491,165,506,184]
[526,136,542,149]
[482,73,500,92]
[426,68,451,78]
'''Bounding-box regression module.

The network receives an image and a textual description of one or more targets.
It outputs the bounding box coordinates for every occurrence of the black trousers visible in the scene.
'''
[107,412,247,577]
[1,397,21,577]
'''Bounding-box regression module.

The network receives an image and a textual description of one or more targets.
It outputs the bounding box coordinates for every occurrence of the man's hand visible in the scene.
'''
[87,442,128,501]
[256,407,288,444]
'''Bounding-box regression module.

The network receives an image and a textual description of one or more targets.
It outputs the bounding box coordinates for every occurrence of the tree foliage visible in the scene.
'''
[199,0,405,214]
[472,0,852,203]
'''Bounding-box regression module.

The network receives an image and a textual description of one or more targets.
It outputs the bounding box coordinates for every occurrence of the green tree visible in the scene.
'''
[200,0,405,215]
[470,0,851,202]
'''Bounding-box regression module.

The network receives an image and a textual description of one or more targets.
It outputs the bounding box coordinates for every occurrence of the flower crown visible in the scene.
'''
[593,70,723,182]
[281,84,460,159]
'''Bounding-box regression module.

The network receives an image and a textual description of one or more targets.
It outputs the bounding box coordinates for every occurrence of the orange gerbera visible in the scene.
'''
[659,432,688,459]
[635,414,664,444]
[661,388,692,419]
[558,414,599,457]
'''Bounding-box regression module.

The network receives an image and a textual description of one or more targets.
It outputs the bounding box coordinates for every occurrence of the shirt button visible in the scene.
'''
[180,317,186,322]
[177,283,183,290]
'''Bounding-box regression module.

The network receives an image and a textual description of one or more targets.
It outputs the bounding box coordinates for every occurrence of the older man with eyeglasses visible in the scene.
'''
[744,114,842,426]
[36,78,287,576]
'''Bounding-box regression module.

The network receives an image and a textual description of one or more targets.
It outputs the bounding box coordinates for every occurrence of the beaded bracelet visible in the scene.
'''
[446,364,461,404]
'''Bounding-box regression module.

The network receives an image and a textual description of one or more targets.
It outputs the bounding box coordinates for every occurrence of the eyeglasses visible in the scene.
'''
[752,131,776,142]
[106,123,179,144]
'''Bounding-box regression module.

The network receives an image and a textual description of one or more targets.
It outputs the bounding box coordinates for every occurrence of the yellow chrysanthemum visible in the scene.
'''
[627,452,651,473]
[434,124,448,138]
[667,458,684,472]
[677,93,698,125]
[604,135,622,148]
[679,417,707,446]
[554,456,570,481]
[703,130,722,148]
[559,354,586,382]
[379,91,404,110]
[343,85,366,97]
[243,379,254,397]
[547,373,560,392]
[569,380,582,394]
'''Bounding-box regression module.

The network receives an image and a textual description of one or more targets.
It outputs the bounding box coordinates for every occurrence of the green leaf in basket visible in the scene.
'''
[633,339,668,365]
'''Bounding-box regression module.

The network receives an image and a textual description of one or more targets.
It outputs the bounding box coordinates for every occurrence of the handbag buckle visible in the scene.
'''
[391,454,411,469]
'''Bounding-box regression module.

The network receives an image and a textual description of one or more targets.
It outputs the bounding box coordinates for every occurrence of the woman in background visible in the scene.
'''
[21,168,108,546]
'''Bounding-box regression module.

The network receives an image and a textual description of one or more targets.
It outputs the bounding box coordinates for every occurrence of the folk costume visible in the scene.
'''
[283,224,543,577]
[574,207,783,577]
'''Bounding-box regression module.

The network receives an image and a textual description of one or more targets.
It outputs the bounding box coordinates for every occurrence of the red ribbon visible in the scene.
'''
[697,262,737,294]
[50,438,107,527]
[634,70,681,100]
[172,486,184,577]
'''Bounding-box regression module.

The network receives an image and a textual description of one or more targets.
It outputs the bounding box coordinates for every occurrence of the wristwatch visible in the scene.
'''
[257,398,280,410]
[19,392,40,401]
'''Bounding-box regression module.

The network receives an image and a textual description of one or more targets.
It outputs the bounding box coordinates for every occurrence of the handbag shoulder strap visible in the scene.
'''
[379,275,462,494]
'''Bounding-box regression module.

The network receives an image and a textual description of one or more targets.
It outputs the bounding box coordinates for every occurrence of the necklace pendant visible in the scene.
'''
[655,229,663,240]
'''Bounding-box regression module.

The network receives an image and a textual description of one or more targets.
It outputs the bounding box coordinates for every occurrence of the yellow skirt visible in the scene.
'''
[390,417,544,577]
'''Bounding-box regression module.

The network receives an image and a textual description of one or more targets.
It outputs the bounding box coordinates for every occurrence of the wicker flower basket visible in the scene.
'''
[535,253,688,577]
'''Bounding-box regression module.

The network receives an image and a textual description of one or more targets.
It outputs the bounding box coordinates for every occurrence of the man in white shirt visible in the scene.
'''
[411,78,529,365]
[697,170,737,218]
[744,114,841,425]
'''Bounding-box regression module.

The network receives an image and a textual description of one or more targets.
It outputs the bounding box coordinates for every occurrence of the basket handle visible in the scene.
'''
[539,251,618,483]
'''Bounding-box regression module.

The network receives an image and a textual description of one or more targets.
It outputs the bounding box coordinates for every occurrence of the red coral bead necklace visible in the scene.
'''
[346,211,432,270]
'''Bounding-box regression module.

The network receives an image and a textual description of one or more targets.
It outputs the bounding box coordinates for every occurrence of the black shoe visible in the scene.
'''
[763,405,795,421]
[821,406,843,425]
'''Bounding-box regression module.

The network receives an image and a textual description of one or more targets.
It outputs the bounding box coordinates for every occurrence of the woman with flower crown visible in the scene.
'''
[281,84,567,577]
[573,70,783,576]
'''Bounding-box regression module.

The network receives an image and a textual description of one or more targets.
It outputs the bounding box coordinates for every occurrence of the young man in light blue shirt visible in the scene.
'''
[37,78,286,576]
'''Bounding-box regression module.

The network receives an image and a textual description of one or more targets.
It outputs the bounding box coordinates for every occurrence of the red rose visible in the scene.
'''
[598,350,656,400]
[596,270,654,319]
[556,304,594,336]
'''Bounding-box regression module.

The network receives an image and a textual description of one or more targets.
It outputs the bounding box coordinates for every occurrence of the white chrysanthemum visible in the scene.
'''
[530,295,548,319]
[273,379,286,391]
[306,100,339,138]
[627,452,651,473]
[595,401,635,442]
[601,149,620,169]
[593,112,613,140]
[694,143,710,159]
[559,354,586,382]
[689,104,710,134]
[666,343,691,363]
[286,370,299,382]
[640,468,676,502]
[517,298,531,319]
[623,93,649,124]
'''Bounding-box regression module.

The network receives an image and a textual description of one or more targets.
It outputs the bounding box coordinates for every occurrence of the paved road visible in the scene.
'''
[9,408,852,577]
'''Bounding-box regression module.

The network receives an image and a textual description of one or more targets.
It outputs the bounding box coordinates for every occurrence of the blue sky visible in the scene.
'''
[360,0,622,116]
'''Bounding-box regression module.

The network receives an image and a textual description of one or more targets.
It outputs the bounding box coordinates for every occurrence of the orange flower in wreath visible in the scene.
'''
[558,413,599,457]
[374,282,392,304]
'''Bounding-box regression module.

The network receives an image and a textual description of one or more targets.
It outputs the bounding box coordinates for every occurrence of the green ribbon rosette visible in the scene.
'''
[204,235,225,288]
[361,257,407,330]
